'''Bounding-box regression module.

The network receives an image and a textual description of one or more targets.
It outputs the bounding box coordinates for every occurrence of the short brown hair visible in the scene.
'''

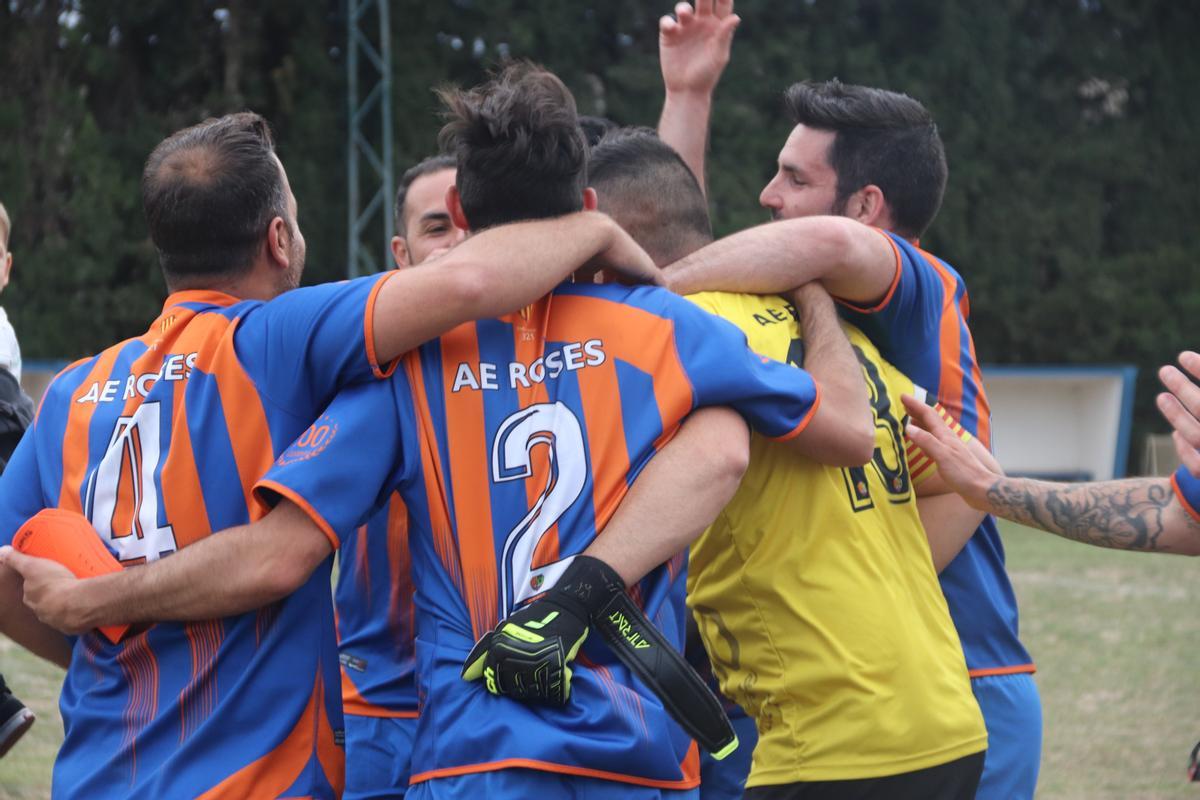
[437,63,587,231]
[588,128,712,265]
[142,112,288,279]
[785,79,947,239]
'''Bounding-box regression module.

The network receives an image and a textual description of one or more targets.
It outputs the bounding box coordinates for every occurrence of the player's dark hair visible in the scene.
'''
[437,62,587,231]
[579,115,619,150]
[588,128,712,266]
[784,79,947,239]
[393,154,457,235]
[142,112,289,280]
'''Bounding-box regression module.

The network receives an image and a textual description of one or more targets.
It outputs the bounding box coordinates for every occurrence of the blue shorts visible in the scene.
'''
[344,713,419,800]
[699,708,759,799]
[406,770,700,800]
[972,672,1042,800]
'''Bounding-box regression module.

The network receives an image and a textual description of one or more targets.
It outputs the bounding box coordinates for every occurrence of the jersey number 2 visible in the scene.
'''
[491,402,587,616]
[85,401,178,564]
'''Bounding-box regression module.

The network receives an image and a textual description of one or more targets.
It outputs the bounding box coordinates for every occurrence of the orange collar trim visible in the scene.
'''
[161,289,242,313]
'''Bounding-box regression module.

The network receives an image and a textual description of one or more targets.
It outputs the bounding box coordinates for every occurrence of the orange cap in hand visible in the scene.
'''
[13,509,129,643]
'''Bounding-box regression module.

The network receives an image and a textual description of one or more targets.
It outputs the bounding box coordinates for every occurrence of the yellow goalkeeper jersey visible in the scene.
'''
[685,291,987,786]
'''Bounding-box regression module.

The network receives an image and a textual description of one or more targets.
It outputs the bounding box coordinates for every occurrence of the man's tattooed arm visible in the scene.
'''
[984,477,1200,554]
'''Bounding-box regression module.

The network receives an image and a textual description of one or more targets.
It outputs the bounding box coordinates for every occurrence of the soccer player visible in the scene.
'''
[334,154,460,800]
[904,395,1200,555]
[0,111,660,798]
[590,127,989,799]
[661,79,1042,798]
[390,154,462,268]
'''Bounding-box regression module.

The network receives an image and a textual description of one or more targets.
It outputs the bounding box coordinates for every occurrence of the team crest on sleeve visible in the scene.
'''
[277,414,338,466]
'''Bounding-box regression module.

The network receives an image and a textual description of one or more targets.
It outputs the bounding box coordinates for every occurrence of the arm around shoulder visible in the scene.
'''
[782,283,874,467]
[369,213,659,363]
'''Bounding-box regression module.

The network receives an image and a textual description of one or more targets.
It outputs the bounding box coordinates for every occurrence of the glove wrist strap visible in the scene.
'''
[551,555,625,619]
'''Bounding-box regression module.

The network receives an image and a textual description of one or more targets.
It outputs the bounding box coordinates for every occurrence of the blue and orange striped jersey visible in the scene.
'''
[1172,466,1200,521]
[336,492,419,718]
[839,230,1034,676]
[0,277,396,799]
[254,281,820,791]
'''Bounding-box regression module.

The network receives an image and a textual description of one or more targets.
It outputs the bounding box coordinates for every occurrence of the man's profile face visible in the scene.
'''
[394,168,464,267]
[759,125,842,221]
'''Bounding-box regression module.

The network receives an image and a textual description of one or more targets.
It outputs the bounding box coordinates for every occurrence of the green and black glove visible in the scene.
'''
[461,555,619,705]
[461,554,740,760]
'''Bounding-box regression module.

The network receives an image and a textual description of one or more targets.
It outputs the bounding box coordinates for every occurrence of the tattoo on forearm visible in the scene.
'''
[985,477,1200,552]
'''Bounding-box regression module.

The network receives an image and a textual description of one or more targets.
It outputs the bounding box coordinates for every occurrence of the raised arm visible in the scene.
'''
[1158,350,1200,477]
[783,283,874,466]
[0,500,333,635]
[903,394,1200,555]
[663,216,896,306]
[370,211,660,362]
[585,406,749,584]
[656,0,740,196]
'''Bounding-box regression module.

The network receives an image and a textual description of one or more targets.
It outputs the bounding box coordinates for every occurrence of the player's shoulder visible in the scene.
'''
[844,325,921,394]
[887,233,969,290]
[555,281,694,319]
[687,290,800,337]
[684,289,774,317]
[839,320,876,354]
[165,289,262,322]
[43,335,142,399]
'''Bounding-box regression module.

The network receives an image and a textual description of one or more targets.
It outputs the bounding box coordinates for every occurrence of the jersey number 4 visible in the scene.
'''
[491,401,587,616]
[85,401,178,564]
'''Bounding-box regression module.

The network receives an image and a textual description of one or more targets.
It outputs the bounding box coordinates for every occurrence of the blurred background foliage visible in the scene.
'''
[0,0,1196,460]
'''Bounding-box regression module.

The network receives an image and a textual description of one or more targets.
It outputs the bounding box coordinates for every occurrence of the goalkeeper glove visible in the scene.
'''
[461,553,741,759]
[461,555,621,706]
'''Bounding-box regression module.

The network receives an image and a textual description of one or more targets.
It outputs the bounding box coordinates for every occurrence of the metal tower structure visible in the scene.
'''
[346,0,394,277]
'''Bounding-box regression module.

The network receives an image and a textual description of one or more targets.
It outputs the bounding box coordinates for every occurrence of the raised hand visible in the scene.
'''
[1157,350,1200,477]
[659,0,740,97]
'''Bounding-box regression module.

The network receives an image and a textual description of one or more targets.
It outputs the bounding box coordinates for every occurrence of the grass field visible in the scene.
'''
[1,522,1197,798]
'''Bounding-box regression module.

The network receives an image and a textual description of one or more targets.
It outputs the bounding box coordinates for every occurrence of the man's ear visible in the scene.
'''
[0,252,12,291]
[265,216,292,271]
[582,187,598,212]
[846,185,889,228]
[390,236,410,269]
[446,185,470,232]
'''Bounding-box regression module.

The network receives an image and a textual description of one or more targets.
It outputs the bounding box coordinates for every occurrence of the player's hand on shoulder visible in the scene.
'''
[901,395,998,510]
[659,0,741,96]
